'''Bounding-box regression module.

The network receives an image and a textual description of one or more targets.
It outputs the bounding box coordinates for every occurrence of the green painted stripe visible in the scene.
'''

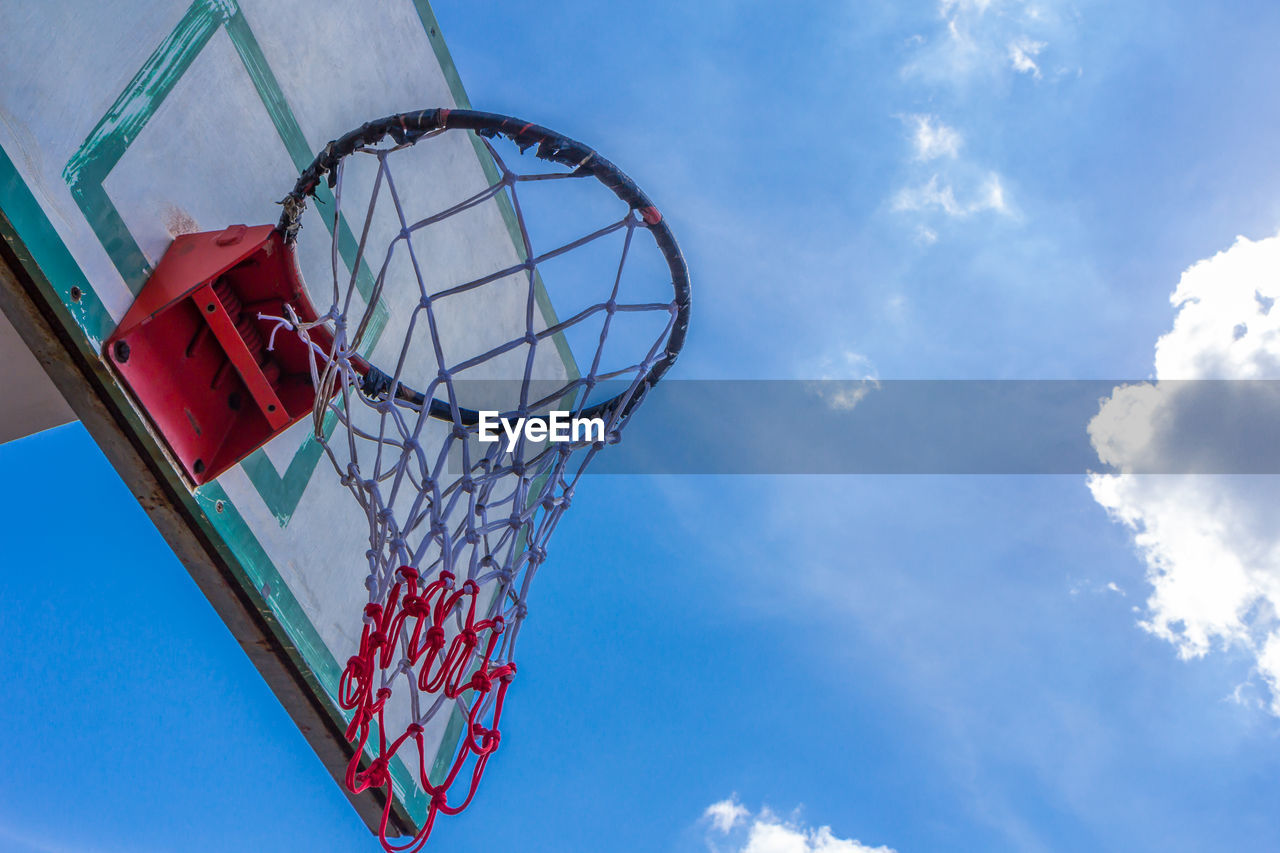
[0,148,112,347]
[411,0,474,111]
[222,9,312,169]
[69,183,152,294]
[463,139,582,384]
[63,0,230,293]
[239,411,336,526]
[63,1,231,183]
[194,483,339,703]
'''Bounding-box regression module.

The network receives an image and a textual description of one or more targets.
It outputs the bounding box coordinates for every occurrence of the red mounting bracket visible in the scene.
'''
[105,224,331,485]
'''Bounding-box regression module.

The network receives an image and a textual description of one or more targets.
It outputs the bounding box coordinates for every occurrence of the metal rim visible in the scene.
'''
[277,108,690,427]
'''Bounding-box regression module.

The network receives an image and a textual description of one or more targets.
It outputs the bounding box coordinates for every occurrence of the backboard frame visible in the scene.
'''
[0,0,516,836]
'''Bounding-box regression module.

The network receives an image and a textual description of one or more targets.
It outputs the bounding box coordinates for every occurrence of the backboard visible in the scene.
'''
[0,0,573,836]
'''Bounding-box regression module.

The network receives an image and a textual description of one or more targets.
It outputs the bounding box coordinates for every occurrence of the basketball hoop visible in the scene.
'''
[263,109,689,849]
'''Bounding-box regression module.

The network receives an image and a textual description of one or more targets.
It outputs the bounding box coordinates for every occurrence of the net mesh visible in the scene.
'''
[263,117,682,850]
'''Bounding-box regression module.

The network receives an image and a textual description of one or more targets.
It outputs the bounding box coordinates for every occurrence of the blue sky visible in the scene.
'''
[8,1,1280,851]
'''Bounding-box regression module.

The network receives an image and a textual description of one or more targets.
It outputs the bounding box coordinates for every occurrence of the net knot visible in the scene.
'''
[344,655,371,679]
[356,757,391,790]
[425,626,446,650]
[473,724,500,749]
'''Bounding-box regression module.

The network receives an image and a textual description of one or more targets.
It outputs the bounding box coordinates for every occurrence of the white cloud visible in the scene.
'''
[902,0,1063,86]
[1008,36,1046,77]
[1068,579,1127,598]
[909,114,963,160]
[1088,230,1280,712]
[893,173,1009,218]
[1155,234,1280,379]
[705,798,750,833]
[889,3,1063,240]
[980,173,1007,212]
[894,176,961,216]
[703,800,896,853]
[807,349,880,411]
